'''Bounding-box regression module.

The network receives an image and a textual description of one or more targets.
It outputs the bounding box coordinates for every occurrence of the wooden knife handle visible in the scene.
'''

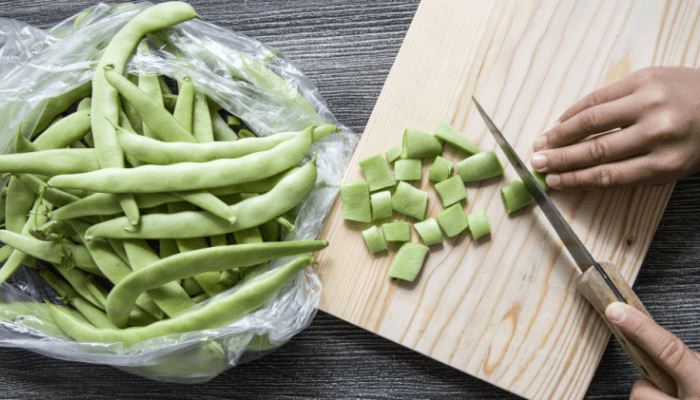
[576,261,677,396]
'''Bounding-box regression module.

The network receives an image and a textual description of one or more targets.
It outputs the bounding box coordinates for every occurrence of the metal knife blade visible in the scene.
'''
[471,96,625,302]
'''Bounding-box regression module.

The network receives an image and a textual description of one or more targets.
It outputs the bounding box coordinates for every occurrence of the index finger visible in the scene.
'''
[606,302,700,388]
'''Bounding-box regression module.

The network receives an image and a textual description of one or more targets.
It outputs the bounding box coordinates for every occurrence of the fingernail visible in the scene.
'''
[533,136,547,151]
[531,153,547,170]
[545,174,560,187]
[606,302,628,323]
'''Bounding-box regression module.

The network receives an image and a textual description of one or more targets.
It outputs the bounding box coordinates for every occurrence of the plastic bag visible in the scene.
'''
[0,2,357,383]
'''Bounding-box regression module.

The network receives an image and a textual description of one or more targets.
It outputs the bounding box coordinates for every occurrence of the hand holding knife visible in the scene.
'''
[471,97,679,396]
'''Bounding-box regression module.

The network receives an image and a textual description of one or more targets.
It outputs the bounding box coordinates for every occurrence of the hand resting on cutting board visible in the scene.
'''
[606,302,700,400]
[530,66,700,190]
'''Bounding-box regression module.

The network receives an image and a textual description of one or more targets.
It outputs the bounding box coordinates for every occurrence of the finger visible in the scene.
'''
[543,154,660,190]
[556,75,637,124]
[606,302,700,387]
[531,125,648,173]
[630,379,677,400]
[534,95,640,152]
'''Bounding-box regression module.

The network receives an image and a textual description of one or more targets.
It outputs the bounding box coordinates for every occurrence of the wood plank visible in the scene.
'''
[316,0,695,398]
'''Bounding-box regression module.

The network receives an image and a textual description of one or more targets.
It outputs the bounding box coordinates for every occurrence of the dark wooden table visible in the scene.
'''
[0,1,698,399]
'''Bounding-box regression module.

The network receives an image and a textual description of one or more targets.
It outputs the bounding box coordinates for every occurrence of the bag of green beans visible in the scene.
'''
[0,2,356,383]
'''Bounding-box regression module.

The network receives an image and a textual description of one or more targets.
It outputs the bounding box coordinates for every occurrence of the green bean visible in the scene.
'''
[226,115,242,129]
[0,230,99,274]
[500,170,549,213]
[104,66,198,143]
[381,220,411,242]
[122,239,196,318]
[173,77,194,134]
[53,263,106,310]
[83,154,317,239]
[167,202,230,298]
[39,270,117,329]
[238,129,255,139]
[49,125,314,194]
[192,90,214,143]
[0,301,69,337]
[105,240,323,329]
[137,73,163,140]
[14,123,38,153]
[427,155,454,183]
[455,151,504,183]
[402,129,442,159]
[210,108,238,141]
[66,219,164,321]
[0,196,50,284]
[114,123,335,165]
[436,203,468,238]
[384,145,402,164]
[91,2,199,167]
[30,81,91,139]
[173,190,237,224]
[0,148,100,176]
[48,255,315,348]
[0,246,14,264]
[33,109,91,150]
[77,97,92,112]
[370,190,392,221]
[467,209,491,240]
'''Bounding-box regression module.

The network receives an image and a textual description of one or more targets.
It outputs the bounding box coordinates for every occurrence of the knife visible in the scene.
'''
[471,96,677,396]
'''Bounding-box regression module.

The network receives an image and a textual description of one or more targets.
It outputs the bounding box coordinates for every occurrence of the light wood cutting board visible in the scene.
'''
[315,0,699,398]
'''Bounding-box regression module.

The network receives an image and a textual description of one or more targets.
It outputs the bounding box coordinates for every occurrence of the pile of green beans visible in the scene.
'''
[0,2,334,349]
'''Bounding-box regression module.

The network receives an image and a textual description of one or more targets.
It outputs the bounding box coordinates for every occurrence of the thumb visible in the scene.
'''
[606,302,700,396]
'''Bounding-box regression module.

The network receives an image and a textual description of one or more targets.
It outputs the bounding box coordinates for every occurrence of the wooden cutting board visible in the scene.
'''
[315,0,697,398]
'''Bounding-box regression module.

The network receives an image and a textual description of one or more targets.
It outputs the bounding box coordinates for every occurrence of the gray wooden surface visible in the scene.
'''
[0,1,698,399]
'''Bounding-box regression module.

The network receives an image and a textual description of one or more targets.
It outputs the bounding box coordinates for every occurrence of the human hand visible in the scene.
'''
[530,66,700,190]
[605,302,700,399]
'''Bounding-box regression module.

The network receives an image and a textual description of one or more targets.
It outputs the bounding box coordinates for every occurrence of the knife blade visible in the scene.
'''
[470,96,677,396]
[471,96,625,301]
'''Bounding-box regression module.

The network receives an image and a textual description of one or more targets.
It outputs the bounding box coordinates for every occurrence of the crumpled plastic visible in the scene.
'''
[0,2,357,383]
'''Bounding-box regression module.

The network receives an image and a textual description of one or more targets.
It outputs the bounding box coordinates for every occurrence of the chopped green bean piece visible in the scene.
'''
[428,155,454,182]
[238,129,256,138]
[392,181,428,220]
[226,115,242,128]
[340,181,372,223]
[436,203,468,237]
[387,242,429,282]
[414,218,443,246]
[456,151,504,183]
[401,129,442,159]
[394,159,422,181]
[361,226,388,253]
[434,175,468,207]
[370,190,392,221]
[500,170,549,213]
[381,220,411,242]
[385,145,402,163]
[467,209,491,240]
[358,154,396,191]
[434,120,480,156]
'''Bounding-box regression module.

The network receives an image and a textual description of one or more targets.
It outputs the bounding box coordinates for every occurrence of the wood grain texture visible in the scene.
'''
[315,0,700,399]
[0,1,697,400]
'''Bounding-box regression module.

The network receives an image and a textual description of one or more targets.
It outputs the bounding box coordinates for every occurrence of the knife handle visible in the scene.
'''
[576,261,677,396]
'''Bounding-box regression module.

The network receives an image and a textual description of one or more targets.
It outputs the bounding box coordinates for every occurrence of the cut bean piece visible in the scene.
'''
[500,170,549,213]
[340,181,371,223]
[387,242,429,282]
[394,159,422,181]
[361,226,388,253]
[381,221,411,242]
[428,155,454,182]
[414,218,443,246]
[401,129,442,159]
[434,120,480,156]
[456,151,504,183]
[370,190,392,221]
[392,181,428,221]
[467,209,491,240]
[436,203,468,237]
[384,145,402,164]
[358,154,396,191]
[434,175,468,207]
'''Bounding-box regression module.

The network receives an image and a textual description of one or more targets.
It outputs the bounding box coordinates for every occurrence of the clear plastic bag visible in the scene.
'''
[0,2,357,383]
